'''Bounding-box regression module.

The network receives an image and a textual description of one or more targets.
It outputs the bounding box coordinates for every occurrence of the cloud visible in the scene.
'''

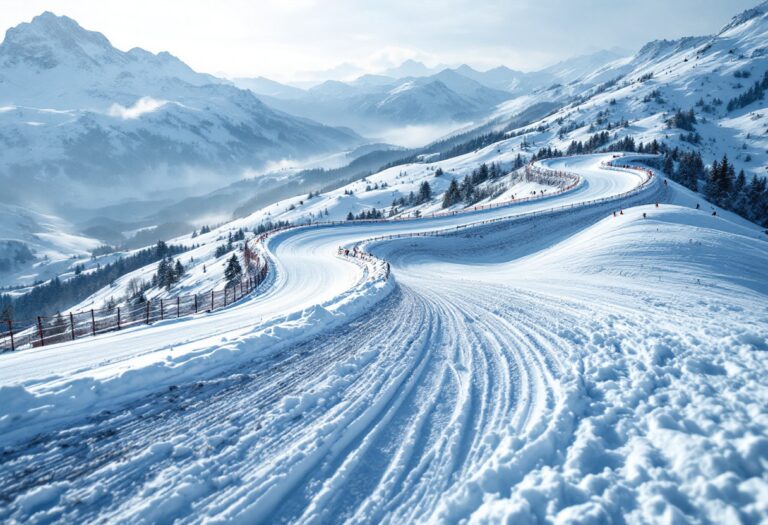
[107,97,168,119]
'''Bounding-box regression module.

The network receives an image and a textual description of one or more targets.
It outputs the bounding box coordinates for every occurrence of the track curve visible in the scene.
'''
[0,154,662,523]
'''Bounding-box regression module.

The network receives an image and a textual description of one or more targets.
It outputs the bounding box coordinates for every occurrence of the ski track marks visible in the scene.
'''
[1,154,767,524]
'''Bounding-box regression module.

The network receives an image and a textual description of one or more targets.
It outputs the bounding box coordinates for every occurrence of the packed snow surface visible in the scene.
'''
[0,154,766,524]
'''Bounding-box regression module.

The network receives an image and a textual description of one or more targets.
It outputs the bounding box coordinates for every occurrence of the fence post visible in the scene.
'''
[91,309,96,336]
[177,296,180,318]
[69,312,76,341]
[160,300,164,320]
[146,300,151,324]
[37,316,44,347]
[117,307,121,330]
[7,319,14,351]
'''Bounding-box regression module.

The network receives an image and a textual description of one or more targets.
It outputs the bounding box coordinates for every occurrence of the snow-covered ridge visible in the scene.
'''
[487,0,768,184]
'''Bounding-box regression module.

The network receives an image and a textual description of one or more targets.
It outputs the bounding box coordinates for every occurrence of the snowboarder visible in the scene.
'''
[696,203,700,210]
[620,210,624,215]
[613,211,616,217]
[712,211,717,216]
[643,212,647,219]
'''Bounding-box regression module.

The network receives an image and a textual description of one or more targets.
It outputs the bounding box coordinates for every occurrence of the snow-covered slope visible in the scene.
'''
[491,2,768,179]
[0,12,362,209]
[0,154,765,524]
[0,203,102,287]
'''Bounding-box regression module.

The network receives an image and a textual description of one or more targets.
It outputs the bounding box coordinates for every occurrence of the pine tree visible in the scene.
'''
[460,176,475,203]
[704,159,720,201]
[156,257,170,289]
[663,154,674,177]
[225,254,243,284]
[442,179,461,208]
[346,212,354,221]
[731,170,749,217]
[418,181,432,203]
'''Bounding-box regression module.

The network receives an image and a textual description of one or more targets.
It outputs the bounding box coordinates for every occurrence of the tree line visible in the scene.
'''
[442,162,507,208]
[1,241,189,321]
[727,70,768,112]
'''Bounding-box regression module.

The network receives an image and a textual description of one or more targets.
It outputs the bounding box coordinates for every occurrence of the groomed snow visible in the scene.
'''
[0,154,766,524]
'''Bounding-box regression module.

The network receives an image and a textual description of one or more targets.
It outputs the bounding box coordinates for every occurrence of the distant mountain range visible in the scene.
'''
[0,12,363,210]
[4,2,766,287]
[232,50,630,136]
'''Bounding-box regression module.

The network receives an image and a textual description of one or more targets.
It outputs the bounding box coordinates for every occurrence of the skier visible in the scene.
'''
[712,211,717,216]
[613,211,616,217]
[643,212,647,219]
[696,203,700,210]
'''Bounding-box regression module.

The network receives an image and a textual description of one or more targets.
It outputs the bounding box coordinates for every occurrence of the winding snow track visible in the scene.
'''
[1,153,704,524]
[0,154,654,385]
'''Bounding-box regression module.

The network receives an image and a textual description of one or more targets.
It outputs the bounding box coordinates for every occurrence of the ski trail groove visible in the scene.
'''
[0,154,680,524]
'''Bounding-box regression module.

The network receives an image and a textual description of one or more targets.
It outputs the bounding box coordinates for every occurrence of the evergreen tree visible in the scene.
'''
[156,257,171,289]
[731,170,749,217]
[225,254,243,284]
[460,176,475,202]
[707,154,735,205]
[663,154,674,177]
[214,244,229,258]
[442,179,461,208]
[418,181,432,203]
[704,159,720,201]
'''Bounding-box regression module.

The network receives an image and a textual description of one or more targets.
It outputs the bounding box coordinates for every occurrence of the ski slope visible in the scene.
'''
[1,154,767,524]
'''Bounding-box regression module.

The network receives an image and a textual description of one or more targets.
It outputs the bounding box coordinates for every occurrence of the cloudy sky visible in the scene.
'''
[0,0,759,82]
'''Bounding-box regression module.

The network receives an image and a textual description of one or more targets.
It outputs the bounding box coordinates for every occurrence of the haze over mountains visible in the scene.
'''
[0,12,362,209]
[232,49,629,136]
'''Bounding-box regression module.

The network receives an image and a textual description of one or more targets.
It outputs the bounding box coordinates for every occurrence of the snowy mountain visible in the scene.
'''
[486,3,768,181]
[381,59,442,78]
[0,12,363,210]
[446,50,630,95]
[249,69,513,138]
[238,51,629,141]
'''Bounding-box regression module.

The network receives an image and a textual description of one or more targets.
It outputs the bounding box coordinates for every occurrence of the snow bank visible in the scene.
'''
[0,257,393,448]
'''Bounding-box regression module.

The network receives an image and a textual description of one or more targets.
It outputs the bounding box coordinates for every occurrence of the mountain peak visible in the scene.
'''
[383,60,434,78]
[9,11,110,48]
[0,11,117,70]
